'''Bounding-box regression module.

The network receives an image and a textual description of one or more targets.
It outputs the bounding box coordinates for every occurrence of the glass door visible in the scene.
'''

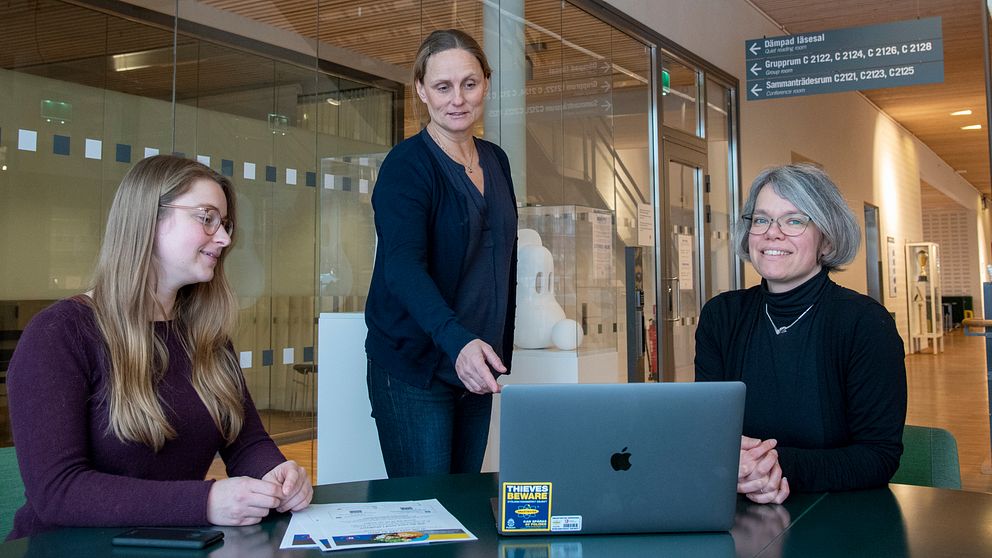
[661,141,707,382]
[864,203,883,303]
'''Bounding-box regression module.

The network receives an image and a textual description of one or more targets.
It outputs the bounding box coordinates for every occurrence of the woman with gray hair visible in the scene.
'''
[695,163,906,504]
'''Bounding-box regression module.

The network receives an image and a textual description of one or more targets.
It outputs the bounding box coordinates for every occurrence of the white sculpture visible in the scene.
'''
[514,229,584,350]
[551,319,583,351]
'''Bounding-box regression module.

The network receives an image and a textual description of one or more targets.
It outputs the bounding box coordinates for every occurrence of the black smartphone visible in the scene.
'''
[112,528,224,549]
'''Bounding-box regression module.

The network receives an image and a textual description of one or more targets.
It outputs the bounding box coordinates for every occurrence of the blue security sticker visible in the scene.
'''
[501,482,552,532]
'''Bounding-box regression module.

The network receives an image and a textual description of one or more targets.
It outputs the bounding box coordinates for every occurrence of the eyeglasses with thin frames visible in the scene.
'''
[159,204,234,236]
[743,213,812,237]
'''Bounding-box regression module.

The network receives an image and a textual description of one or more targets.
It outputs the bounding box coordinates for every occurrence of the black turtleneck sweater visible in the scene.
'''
[695,267,907,492]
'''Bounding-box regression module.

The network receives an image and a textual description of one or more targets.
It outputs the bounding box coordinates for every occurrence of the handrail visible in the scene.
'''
[962,318,992,337]
[523,120,644,214]
[593,124,648,206]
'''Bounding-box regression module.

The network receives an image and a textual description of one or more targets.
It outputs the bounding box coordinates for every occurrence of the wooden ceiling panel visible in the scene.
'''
[921,179,967,210]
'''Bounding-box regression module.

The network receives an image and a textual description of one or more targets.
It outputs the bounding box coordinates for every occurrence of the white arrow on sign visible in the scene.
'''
[750,63,761,76]
[750,83,763,97]
[749,42,761,56]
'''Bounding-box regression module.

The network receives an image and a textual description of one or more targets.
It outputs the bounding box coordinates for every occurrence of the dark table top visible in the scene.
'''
[3,473,991,557]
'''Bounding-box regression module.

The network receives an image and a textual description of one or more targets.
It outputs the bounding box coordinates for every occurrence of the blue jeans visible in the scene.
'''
[367,360,493,478]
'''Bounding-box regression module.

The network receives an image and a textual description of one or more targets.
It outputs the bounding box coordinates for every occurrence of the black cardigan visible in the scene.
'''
[695,274,907,492]
[365,131,518,389]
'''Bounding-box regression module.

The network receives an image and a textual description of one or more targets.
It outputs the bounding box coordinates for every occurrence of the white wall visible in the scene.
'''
[924,211,976,297]
[606,0,992,346]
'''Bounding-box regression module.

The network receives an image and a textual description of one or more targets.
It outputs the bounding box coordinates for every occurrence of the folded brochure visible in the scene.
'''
[280,498,477,551]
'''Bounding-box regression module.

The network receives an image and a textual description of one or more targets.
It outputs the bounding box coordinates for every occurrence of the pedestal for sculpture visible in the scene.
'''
[316,313,387,484]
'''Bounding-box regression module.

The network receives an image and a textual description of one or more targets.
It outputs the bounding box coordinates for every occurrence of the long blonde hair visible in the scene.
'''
[90,155,244,451]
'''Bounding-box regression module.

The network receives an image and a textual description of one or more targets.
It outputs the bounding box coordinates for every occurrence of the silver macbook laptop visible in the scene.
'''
[497,381,745,535]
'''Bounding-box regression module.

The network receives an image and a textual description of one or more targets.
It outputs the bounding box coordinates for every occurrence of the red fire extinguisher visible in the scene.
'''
[647,304,658,381]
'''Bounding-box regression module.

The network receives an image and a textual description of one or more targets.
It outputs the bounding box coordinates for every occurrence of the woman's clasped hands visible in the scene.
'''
[738,436,790,504]
[206,460,313,526]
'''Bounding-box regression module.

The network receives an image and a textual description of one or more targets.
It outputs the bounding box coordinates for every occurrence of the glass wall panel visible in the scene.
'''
[166,26,327,439]
[609,29,657,381]
[315,74,392,315]
[558,4,616,360]
[705,78,735,299]
[522,0,566,205]
[661,51,700,136]
[667,157,703,382]
[0,1,179,445]
[0,0,400,454]
[508,1,655,383]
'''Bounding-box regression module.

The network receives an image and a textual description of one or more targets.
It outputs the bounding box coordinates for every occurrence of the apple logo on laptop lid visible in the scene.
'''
[610,447,632,471]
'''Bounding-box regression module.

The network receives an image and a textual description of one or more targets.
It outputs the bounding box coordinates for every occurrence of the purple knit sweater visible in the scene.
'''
[6,298,287,539]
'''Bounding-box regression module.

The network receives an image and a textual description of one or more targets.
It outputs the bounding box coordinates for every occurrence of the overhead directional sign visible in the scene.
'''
[745,17,943,101]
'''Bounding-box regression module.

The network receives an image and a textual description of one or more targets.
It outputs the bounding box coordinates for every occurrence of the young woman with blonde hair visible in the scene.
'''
[7,155,312,539]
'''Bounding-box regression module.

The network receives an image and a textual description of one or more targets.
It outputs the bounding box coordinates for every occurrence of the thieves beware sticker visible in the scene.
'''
[501,482,552,532]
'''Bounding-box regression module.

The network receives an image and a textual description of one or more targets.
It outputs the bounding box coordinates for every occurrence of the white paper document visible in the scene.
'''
[279,499,477,551]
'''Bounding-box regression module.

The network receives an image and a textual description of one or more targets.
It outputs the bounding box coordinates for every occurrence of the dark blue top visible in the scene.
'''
[365,129,518,389]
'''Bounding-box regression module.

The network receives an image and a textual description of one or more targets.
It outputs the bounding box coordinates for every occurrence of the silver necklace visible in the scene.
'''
[765,303,814,335]
[428,127,476,174]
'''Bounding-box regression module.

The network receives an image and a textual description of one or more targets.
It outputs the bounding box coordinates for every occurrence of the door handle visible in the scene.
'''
[665,277,681,322]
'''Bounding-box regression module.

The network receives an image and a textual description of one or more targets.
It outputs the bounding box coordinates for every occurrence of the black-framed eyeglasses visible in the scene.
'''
[743,213,812,237]
[159,204,234,236]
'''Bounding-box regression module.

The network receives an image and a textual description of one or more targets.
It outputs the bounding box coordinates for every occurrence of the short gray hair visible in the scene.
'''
[734,163,860,271]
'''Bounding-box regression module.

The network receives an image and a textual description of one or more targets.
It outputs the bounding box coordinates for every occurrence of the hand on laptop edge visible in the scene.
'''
[738,436,790,504]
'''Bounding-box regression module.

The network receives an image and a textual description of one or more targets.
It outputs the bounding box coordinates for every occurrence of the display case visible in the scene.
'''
[484,206,620,472]
[906,242,943,354]
[516,205,617,355]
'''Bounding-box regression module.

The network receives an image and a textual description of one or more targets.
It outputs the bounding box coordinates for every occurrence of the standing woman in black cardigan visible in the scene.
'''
[364,29,517,478]
[696,163,906,503]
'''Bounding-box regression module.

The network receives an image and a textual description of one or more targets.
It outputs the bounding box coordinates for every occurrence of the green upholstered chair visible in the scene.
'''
[891,425,961,489]
[0,446,24,540]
